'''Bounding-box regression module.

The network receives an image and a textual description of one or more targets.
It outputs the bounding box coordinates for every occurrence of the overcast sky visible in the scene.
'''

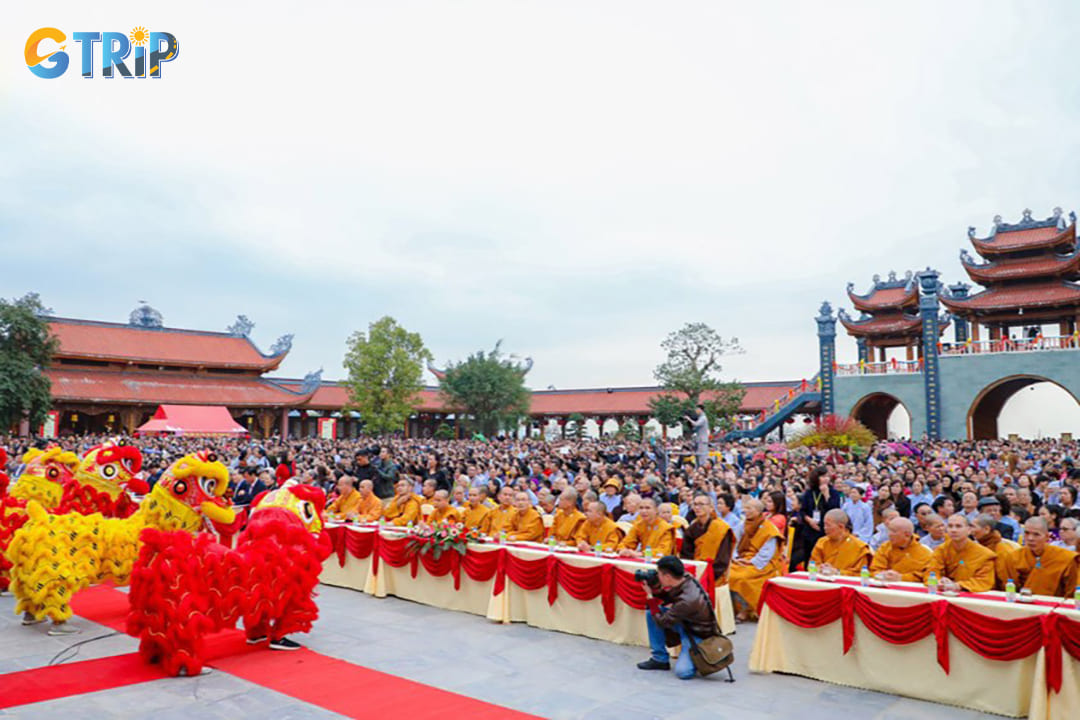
[5,2,1080,435]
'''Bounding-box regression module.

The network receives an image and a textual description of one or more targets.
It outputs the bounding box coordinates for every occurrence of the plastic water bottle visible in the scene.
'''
[498,530,507,545]
[1005,578,1016,603]
[808,560,818,582]
[860,565,870,587]
[406,520,414,532]
[927,571,938,595]
[593,541,602,557]
[1074,586,1079,611]
[378,516,385,527]
[547,535,556,550]
[644,546,653,562]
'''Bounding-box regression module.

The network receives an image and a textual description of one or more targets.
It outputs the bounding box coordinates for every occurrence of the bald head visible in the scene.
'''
[1024,516,1051,552]
[743,498,764,520]
[558,489,578,512]
[886,516,914,547]
[824,509,849,539]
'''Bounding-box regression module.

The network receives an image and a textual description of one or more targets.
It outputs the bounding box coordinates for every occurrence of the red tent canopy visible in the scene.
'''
[136,405,248,437]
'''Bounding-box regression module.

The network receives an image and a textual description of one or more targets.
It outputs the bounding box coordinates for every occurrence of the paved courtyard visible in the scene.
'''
[0,585,997,719]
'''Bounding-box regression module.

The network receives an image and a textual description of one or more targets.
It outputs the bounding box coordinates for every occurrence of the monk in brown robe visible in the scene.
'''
[487,486,517,537]
[728,498,785,621]
[462,486,493,534]
[618,498,674,558]
[679,492,733,583]
[810,509,873,576]
[575,501,622,551]
[870,517,932,582]
[551,489,585,544]
[972,513,1015,589]
[1001,517,1079,598]
[506,491,544,542]
[382,478,421,526]
[428,490,461,524]
[930,514,997,593]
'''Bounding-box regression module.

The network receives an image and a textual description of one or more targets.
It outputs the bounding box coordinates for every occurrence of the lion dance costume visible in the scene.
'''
[128,482,330,676]
[5,450,234,623]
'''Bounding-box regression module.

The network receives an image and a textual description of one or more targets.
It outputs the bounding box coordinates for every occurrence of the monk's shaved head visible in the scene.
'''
[1025,516,1050,533]
[888,517,914,536]
[973,514,996,531]
[825,509,848,525]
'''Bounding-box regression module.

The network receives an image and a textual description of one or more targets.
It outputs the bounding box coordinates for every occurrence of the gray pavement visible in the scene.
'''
[0,585,996,719]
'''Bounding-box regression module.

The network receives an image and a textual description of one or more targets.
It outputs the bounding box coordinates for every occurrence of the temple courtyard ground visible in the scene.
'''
[0,585,991,719]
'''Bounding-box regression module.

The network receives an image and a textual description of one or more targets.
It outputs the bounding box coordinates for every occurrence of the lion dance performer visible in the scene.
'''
[5,450,234,635]
[128,481,330,676]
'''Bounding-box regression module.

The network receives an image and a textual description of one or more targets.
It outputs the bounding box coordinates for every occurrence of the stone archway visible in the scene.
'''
[967,375,1080,440]
[851,392,911,440]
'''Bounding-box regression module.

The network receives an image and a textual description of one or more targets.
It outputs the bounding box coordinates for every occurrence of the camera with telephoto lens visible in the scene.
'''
[634,569,659,585]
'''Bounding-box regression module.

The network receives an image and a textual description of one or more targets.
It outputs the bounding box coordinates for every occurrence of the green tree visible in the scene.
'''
[438,342,531,437]
[566,412,586,440]
[433,422,455,440]
[647,322,746,433]
[0,293,57,431]
[617,418,641,441]
[342,316,432,436]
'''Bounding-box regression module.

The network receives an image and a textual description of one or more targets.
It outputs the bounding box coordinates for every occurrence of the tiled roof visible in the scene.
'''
[45,368,312,407]
[48,318,285,371]
[839,313,923,337]
[971,223,1075,256]
[961,251,1080,283]
[940,281,1080,312]
[848,285,918,313]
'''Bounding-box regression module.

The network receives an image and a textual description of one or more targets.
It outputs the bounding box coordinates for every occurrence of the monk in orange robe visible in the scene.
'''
[462,486,493,534]
[487,486,517,537]
[930,514,997,593]
[1002,517,1079,598]
[551,490,585,544]
[679,493,733,583]
[870,517,932,582]
[326,476,364,520]
[429,490,461,524]
[972,514,1015,590]
[382,478,421,526]
[728,498,785,620]
[575,501,622,551]
[810,509,873,576]
[506,491,544,542]
[618,498,674,558]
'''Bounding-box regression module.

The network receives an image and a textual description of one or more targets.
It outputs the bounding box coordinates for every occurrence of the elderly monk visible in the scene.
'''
[354,479,383,522]
[930,514,998,593]
[506,490,545,542]
[462,486,493,534]
[575,501,622,552]
[326,476,363,520]
[618,497,675,558]
[551,489,585,544]
[972,513,1014,589]
[382,478,422,526]
[429,489,461,524]
[728,498,785,621]
[810,509,873,576]
[488,486,518,537]
[1001,517,1079,598]
[679,492,733,583]
[870,517,932,582]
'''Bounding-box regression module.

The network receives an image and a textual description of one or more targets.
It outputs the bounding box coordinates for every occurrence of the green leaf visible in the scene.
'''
[437,341,531,437]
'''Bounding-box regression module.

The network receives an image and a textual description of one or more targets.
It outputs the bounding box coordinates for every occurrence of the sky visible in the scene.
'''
[4,1,1080,435]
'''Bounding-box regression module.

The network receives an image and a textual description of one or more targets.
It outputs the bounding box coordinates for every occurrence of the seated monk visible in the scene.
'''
[972,513,1014,590]
[551,489,585,544]
[728,498,785,621]
[930,514,997,593]
[487,486,518,537]
[810,509,873,576]
[575,501,622,552]
[429,490,461,524]
[326,476,363,520]
[870,517,932,582]
[679,492,733,584]
[462,486,493,534]
[506,491,545,542]
[618,498,675,558]
[1001,517,1079,598]
[382,478,422,526]
[351,479,383,522]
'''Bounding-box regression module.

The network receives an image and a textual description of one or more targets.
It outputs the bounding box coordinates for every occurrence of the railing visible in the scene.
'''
[938,334,1080,356]
[835,359,923,376]
[729,377,821,434]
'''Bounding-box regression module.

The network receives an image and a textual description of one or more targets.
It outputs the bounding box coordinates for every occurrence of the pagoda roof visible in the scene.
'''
[838,312,923,337]
[959,246,1080,283]
[846,272,918,313]
[45,368,315,407]
[940,280,1080,313]
[968,208,1076,257]
[48,317,289,371]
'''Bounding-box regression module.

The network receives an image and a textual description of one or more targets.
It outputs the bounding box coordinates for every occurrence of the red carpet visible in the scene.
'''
[2,584,543,719]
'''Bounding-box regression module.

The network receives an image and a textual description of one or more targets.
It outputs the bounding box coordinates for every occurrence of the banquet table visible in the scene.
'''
[321,523,736,646]
[749,573,1080,719]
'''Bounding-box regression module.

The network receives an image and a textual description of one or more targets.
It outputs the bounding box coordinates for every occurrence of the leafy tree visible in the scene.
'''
[0,293,57,431]
[566,412,586,440]
[617,419,641,441]
[342,316,432,436]
[433,422,455,440]
[438,341,531,437]
[647,322,746,433]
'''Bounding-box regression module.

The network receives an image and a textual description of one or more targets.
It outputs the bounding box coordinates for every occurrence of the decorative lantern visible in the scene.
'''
[71,413,79,423]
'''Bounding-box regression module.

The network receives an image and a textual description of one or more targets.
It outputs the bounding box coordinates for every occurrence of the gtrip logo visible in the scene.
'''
[25,27,179,79]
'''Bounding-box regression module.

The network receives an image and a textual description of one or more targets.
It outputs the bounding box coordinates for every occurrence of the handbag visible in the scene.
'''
[687,633,735,677]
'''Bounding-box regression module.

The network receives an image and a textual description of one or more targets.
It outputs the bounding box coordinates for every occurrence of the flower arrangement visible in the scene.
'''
[788,414,877,452]
[406,522,486,560]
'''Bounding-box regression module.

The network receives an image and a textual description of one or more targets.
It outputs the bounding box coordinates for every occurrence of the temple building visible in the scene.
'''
[839,270,949,365]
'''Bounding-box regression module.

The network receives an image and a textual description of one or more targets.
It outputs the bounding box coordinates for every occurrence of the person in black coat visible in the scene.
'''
[789,466,841,571]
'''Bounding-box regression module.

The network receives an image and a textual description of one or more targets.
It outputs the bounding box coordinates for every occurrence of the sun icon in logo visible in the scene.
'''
[129,26,149,46]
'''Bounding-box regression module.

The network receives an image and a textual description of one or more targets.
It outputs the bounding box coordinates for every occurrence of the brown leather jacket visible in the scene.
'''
[652,575,720,645]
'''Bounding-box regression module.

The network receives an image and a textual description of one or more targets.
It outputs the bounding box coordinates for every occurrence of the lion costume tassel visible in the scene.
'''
[128,482,330,676]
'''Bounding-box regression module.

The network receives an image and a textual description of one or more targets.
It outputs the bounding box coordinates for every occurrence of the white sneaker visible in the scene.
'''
[48,623,80,636]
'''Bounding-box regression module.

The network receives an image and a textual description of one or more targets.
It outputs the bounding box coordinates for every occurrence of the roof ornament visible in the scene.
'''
[960,248,974,264]
[1053,206,1066,229]
[968,226,977,238]
[129,303,163,328]
[887,270,898,283]
[817,300,834,319]
[837,308,851,322]
[871,273,881,285]
[1071,211,1077,226]
[226,315,254,338]
[846,282,855,294]
[300,368,323,395]
[1021,208,1034,223]
[269,334,294,356]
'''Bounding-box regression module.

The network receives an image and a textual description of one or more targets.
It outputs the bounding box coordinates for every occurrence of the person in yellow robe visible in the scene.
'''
[429,490,461,525]
[679,493,733,583]
[618,498,674,558]
[506,490,545,541]
[728,498,785,621]
[575,501,622,551]
[551,489,585,544]
[462,486,493,534]
[930,514,997,593]
[870,517,932,582]
[1001,517,1079,598]
[326,476,363,520]
[350,479,383,522]
[810,509,873,576]
[382,478,422,526]
[972,513,1015,590]
[487,486,517,537]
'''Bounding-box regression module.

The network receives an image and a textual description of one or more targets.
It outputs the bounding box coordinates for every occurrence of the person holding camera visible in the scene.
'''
[636,555,724,680]
[685,405,710,468]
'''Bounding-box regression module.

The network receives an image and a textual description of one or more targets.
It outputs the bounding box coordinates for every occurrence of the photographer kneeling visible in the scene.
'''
[636,555,725,680]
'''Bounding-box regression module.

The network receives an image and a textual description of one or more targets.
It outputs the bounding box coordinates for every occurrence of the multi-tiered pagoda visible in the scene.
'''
[839,270,947,364]
[941,208,1080,342]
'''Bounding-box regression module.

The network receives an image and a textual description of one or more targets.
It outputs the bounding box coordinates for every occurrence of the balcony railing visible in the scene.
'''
[938,334,1080,356]
[835,359,923,376]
